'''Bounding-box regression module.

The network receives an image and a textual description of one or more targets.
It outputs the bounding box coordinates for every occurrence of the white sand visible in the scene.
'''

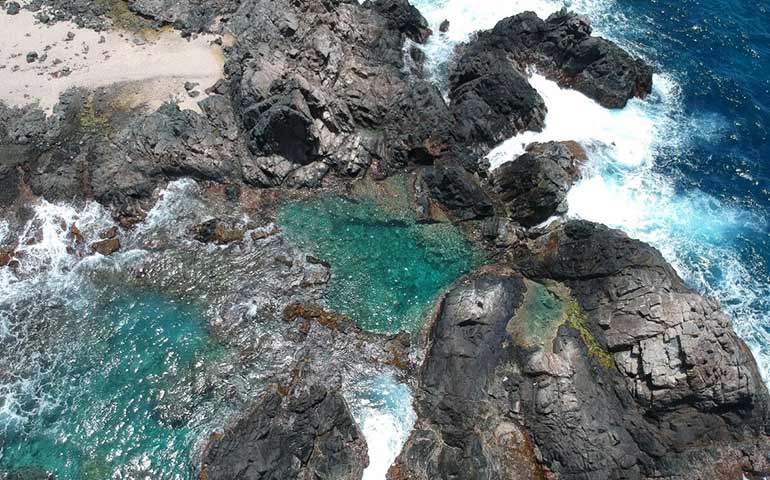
[0,9,225,113]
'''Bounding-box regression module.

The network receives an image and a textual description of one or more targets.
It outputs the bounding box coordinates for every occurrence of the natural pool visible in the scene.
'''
[0,178,480,478]
[279,192,484,333]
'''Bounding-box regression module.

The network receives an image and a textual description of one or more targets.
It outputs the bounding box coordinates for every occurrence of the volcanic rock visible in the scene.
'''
[463,9,653,108]
[492,141,586,227]
[199,385,368,480]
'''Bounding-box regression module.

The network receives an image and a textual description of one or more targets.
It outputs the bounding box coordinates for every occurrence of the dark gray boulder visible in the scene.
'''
[492,141,586,227]
[369,0,433,44]
[465,9,653,108]
[449,49,546,149]
[200,385,368,480]
[418,165,494,221]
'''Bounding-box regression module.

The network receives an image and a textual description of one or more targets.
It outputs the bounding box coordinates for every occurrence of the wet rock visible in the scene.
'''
[91,237,120,255]
[26,52,39,63]
[439,19,450,33]
[0,250,12,267]
[5,2,21,15]
[468,10,653,108]
[200,385,368,480]
[190,218,244,244]
[492,141,586,227]
[418,165,494,221]
[100,226,118,239]
[184,81,198,91]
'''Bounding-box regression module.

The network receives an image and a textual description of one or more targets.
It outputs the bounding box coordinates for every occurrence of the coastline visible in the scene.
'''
[0,0,768,479]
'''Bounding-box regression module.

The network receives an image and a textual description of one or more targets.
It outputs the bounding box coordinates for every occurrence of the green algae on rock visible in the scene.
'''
[278,192,483,333]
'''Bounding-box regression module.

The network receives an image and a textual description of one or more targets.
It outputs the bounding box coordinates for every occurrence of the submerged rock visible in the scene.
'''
[5,2,20,15]
[492,141,586,227]
[199,385,368,480]
[190,218,245,245]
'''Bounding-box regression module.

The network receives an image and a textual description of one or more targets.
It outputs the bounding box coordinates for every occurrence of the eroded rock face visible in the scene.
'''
[418,165,494,221]
[200,385,368,480]
[389,269,548,480]
[392,221,770,480]
[464,9,653,108]
[492,141,586,227]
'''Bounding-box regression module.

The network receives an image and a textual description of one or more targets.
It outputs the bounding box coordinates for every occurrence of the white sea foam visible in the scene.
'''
[346,374,417,480]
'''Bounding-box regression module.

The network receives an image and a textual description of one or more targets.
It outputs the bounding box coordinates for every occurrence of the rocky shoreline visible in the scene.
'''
[1,0,768,479]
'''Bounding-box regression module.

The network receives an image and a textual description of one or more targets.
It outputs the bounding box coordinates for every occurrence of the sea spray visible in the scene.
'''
[345,374,417,480]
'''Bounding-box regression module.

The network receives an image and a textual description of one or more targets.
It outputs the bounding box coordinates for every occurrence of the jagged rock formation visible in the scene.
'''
[2,2,766,480]
[459,9,653,108]
[199,385,368,480]
[391,221,770,480]
[492,141,587,227]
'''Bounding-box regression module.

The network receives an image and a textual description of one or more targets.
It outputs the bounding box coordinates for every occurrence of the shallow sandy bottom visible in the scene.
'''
[0,9,224,113]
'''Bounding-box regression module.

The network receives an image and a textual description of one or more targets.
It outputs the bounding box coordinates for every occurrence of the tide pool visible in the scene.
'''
[279,193,483,333]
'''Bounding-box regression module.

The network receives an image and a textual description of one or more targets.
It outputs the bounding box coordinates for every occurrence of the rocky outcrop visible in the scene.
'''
[418,165,494,221]
[389,269,548,480]
[449,49,546,149]
[461,9,653,108]
[492,141,586,227]
[392,221,770,480]
[199,384,368,480]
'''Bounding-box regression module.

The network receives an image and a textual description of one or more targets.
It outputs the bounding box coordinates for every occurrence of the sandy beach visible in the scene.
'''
[0,9,225,113]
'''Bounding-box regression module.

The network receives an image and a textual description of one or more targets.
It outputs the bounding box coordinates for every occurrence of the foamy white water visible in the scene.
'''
[346,374,416,480]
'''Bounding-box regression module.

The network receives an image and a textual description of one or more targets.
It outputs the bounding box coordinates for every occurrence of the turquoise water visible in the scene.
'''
[279,195,482,332]
[0,288,221,479]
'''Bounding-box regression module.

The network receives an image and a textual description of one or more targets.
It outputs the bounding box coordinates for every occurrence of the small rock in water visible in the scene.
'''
[188,90,200,98]
[0,250,12,267]
[439,19,450,33]
[26,52,39,63]
[5,2,20,15]
[184,81,199,91]
[66,32,75,41]
[100,227,119,240]
[91,237,120,256]
[99,36,106,44]
[37,12,50,24]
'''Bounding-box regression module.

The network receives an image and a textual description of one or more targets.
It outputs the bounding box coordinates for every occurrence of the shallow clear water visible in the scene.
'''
[279,194,482,333]
[0,289,219,479]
